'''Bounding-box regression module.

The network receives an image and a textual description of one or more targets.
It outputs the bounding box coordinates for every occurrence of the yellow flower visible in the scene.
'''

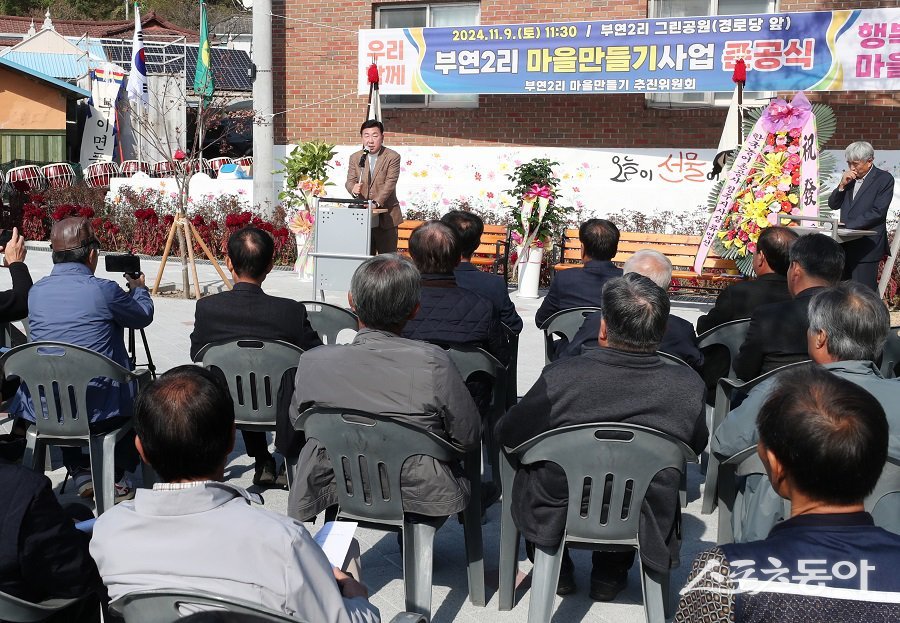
[788,193,799,204]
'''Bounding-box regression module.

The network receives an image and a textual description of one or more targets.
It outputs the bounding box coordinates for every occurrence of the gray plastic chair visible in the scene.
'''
[112,589,428,622]
[497,423,698,623]
[195,339,304,486]
[879,325,900,379]
[717,450,900,543]
[697,318,751,380]
[444,344,508,491]
[194,339,303,433]
[296,407,485,619]
[501,322,519,408]
[0,342,150,515]
[0,590,80,623]
[701,360,810,515]
[657,351,698,508]
[539,306,601,364]
[300,301,359,345]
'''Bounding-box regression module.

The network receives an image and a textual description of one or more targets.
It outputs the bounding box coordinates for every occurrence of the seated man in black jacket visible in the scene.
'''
[190,226,322,486]
[534,218,622,328]
[402,221,508,414]
[402,221,508,364]
[440,210,523,334]
[733,234,843,381]
[0,462,103,622]
[696,226,798,334]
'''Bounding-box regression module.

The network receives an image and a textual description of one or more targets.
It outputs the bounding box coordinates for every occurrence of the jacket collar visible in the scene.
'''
[823,359,883,377]
[581,345,663,369]
[50,262,93,276]
[131,481,262,516]
[756,272,787,283]
[456,262,478,272]
[232,282,264,293]
[794,285,827,299]
[420,273,457,287]
[583,259,621,275]
[770,511,874,534]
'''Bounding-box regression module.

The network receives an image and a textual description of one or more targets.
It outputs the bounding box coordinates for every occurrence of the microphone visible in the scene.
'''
[358,150,367,167]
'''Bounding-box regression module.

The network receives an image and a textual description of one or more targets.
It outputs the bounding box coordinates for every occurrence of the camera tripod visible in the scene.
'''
[128,328,156,380]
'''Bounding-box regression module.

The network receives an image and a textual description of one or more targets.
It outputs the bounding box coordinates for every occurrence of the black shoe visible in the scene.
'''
[589,576,627,601]
[556,565,576,596]
[253,457,277,486]
[274,462,289,489]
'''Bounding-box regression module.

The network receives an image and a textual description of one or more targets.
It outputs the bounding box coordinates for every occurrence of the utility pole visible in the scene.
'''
[252,0,275,215]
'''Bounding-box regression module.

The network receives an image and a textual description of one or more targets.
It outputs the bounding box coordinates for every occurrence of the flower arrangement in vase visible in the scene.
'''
[505,158,571,295]
[277,140,337,279]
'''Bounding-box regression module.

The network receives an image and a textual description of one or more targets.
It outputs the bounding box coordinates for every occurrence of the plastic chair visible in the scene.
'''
[296,408,485,619]
[696,318,751,381]
[717,449,900,543]
[701,360,810,515]
[498,423,698,623]
[879,326,900,379]
[300,301,359,345]
[539,307,601,364]
[0,342,150,515]
[112,589,428,622]
[501,322,519,408]
[194,339,303,432]
[443,344,508,492]
[194,339,304,482]
[0,590,81,623]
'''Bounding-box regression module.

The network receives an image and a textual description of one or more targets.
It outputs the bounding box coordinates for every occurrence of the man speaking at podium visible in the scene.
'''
[346,120,402,254]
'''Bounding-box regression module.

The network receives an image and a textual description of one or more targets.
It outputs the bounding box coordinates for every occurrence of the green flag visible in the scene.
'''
[193,1,213,104]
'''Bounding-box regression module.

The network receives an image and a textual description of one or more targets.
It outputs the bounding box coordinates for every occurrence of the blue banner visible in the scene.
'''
[358,8,900,94]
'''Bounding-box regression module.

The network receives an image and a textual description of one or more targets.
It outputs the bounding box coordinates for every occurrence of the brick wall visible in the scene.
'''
[276,0,899,150]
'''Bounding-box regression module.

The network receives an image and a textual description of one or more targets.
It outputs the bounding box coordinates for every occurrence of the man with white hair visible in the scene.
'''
[828,141,895,291]
[559,249,703,369]
[713,282,900,541]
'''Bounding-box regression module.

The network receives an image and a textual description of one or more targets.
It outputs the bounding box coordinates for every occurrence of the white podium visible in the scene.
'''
[311,198,375,301]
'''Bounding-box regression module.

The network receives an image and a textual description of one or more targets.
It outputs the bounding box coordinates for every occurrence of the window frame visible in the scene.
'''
[375,2,481,109]
[646,0,778,109]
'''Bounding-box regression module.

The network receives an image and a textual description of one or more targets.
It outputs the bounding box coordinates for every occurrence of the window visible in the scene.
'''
[376,3,480,108]
[647,0,777,108]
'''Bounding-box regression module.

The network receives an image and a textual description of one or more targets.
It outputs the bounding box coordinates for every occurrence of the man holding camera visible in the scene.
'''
[13,217,154,499]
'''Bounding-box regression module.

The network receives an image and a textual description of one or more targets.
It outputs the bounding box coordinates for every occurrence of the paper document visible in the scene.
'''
[314,521,358,569]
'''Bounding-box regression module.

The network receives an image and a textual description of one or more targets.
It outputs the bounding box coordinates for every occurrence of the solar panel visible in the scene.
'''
[102,42,251,92]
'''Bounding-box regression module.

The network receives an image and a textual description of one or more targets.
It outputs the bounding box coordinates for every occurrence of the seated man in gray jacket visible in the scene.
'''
[712,282,900,541]
[289,254,481,522]
[90,366,379,623]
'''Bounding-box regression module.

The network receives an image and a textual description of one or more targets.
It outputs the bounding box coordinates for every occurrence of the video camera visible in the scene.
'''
[105,253,141,279]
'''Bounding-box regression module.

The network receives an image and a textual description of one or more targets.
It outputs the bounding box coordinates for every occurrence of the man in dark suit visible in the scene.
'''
[560,249,703,370]
[190,227,322,486]
[534,219,622,327]
[696,226,799,334]
[346,119,402,254]
[733,234,844,381]
[440,210,523,334]
[827,141,895,291]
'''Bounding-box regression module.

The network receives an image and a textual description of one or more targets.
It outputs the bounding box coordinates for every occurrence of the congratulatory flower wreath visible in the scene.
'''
[700,92,838,277]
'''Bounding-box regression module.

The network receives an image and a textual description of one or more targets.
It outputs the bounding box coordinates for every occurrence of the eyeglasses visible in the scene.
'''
[847,160,871,167]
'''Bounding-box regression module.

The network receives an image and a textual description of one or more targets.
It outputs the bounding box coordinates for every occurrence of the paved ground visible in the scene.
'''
[0,248,719,623]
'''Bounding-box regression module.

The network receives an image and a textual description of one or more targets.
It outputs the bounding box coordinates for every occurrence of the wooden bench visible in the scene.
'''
[552,229,743,292]
[398,219,510,279]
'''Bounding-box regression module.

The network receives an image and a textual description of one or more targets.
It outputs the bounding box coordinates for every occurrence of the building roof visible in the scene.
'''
[0,55,90,98]
[1,50,104,81]
[0,11,198,41]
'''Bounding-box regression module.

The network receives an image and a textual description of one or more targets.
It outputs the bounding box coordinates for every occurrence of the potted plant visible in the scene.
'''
[506,158,571,297]
[277,140,337,280]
